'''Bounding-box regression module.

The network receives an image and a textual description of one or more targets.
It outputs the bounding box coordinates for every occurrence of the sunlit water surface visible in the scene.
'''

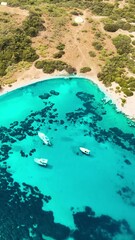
[0,77,135,240]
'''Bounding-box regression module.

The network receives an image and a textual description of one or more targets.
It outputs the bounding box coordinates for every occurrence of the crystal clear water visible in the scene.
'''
[0,76,135,240]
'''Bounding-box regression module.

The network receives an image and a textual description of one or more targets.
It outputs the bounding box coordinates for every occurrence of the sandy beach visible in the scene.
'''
[0,67,135,121]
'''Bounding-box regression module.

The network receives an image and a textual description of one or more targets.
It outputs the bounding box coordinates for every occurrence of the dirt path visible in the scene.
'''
[72,10,89,69]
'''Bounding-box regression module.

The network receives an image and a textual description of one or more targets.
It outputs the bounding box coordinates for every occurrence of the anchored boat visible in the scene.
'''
[80,147,90,155]
[38,132,51,146]
[34,158,48,166]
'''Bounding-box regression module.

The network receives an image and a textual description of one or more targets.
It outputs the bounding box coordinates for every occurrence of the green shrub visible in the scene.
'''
[26,27,38,37]
[130,87,135,91]
[128,81,135,88]
[3,78,17,85]
[22,48,38,62]
[35,60,76,74]
[70,10,83,16]
[89,51,96,57]
[66,66,76,74]
[35,61,44,69]
[127,59,135,73]
[80,67,91,73]
[56,43,65,51]
[116,20,126,29]
[92,41,103,50]
[23,12,45,37]
[95,31,102,38]
[88,18,93,23]
[70,11,79,16]
[115,77,122,84]
[122,22,131,31]
[121,98,126,104]
[104,23,119,32]
[122,88,133,96]
[0,29,38,76]
[53,50,65,59]
[43,63,55,74]
[113,34,132,55]
[72,22,78,26]
[90,2,114,16]
[0,62,6,76]
[97,55,133,93]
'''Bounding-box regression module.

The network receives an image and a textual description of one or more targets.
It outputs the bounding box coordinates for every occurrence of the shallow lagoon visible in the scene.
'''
[0,77,135,240]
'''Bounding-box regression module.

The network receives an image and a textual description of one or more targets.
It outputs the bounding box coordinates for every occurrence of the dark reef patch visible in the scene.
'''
[71,207,134,240]
[124,159,131,165]
[0,167,70,240]
[117,186,135,207]
[50,90,59,96]
[117,173,124,179]
[65,91,135,153]
[0,144,12,161]
[0,166,135,240]
[39,93,51,99]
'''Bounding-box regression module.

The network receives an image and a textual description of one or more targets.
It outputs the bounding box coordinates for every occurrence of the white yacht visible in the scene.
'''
[34,158,48,166]
[80,147,90,155]
[38,132,51,146]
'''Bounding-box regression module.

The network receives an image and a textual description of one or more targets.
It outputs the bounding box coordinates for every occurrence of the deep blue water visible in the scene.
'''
[0,76,135,240]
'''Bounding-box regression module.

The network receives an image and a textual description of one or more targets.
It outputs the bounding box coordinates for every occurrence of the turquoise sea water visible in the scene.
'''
[0,76,135,240]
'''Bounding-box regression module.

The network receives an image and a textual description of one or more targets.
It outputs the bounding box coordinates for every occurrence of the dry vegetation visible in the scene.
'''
[0,1,135,100]
[0,5,115,81]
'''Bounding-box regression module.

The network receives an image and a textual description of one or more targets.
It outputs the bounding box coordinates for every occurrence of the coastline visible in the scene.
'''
[85,72,135,121]
[0,69,135,121]
[0,6,134,121]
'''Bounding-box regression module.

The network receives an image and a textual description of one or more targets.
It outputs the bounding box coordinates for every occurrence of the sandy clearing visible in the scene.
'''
[74,16,84,24]
[0,5,29,16]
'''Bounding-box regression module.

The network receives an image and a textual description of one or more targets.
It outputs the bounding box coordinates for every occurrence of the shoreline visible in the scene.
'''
[0,71,135,121]
[85,73,135,121]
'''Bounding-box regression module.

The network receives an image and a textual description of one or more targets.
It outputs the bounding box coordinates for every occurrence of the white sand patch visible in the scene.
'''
[74,16,84,24]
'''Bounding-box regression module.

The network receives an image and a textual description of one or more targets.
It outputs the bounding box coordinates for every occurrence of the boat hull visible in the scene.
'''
[38,132,51,146]
[80,147,90,155]
[34,158,48,166]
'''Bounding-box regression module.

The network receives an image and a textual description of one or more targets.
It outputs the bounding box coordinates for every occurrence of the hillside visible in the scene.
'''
[0,0,135,108]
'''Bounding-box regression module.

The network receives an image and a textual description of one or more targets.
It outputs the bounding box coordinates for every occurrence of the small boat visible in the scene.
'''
[80,147,90,155]
[38,132,51,146]
[34,158,48,166]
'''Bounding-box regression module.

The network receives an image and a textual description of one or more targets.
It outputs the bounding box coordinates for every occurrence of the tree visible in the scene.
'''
[23,12,45,37]
[0,28,39,76]
[104,23,119,32]
[113,34,132,54]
